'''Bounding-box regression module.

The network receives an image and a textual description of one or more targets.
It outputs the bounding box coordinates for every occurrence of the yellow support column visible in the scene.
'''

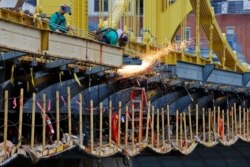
[222,33,226,69]
[40,0,88,37]
[72,0,88,37]
[195,0,201,62]
[209,24,214,63]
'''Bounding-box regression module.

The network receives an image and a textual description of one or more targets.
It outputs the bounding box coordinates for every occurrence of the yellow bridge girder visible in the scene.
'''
[143,0,192,45]
[127,0,248,72]
[190,0,247,72]
[0,0,248,73]
[0,8,123,68]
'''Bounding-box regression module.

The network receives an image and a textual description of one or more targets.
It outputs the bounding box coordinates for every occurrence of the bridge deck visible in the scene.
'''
[0,9,123,68]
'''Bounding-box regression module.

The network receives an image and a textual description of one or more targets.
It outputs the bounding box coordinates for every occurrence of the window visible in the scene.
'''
[94,0,108,12]
[185,27,191,41]
[175,35,181,42]
[136,0,143,15]
[25,0,36,6]
[211,1,222,14]
[228,1,243,14]
[226,26,235,35]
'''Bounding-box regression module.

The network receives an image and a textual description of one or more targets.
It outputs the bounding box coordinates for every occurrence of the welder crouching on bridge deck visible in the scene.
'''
[96,28,128,47]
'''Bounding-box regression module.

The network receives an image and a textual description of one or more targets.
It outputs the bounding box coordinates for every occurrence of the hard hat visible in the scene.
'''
[117,29,123,38]
[61,4,72,15]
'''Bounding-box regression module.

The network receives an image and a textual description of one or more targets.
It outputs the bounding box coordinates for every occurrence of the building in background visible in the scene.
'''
[184,0,250,63]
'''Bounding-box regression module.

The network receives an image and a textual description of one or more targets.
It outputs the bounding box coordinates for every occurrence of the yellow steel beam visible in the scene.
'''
[190,0,248,72]
[101,0,129,29]
[0,9,123,68]
[195,0,200,59]
[143,0,193,45]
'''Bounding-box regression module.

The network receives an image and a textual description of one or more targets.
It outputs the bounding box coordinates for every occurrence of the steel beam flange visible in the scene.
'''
[202,64,215,81]
[0,51,26,61]
[242,72,250,86]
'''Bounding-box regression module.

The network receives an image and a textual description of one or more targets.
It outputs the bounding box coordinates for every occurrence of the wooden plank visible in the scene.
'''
[247,109,249,139]
[99,102,103,148]
[132,104,135,149]
[188,106,192,141]
[208,109,211,143]
[227,109,229,138]
[139,101,142,143]
[90,100,94,153]
[203,108,205,142]
[31,93,36,148]
[213,107,216,134]
[234,103,237,134]
[161,108,165,145]
[4,90,8,153]
[151,106,155,147]
[42,94,46,150]
[79,93,83,146]
[183,112,187,147]
[56,91,60,145]
[157,109,159,148]
[196,104,198,137]
[176,110,179,147]
[222,109,224,138]
[167,105,170,142]
[146,102,151,145]
[239,106,242,135]
[180,113,183,148]
[67,87,72,137]
[243,108,246,137]
[109,101,112,147]
[125,106,128,147]
[56,145,64,152]
[18,89,24,148]
[48,147,56,155]
[231,107,234,137]
[217,107,220,137]
[118,102,121,146]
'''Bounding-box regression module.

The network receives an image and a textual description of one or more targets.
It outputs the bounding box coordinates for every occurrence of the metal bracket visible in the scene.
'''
[0,51,26,61]
[123,55,142,65]
[45,59,75,69]
[73,67,79,73]
[30,61,37,67]
[242,72,250,86]
[202,64,214,81]
[85,66,110,75]
[59,65,67,71]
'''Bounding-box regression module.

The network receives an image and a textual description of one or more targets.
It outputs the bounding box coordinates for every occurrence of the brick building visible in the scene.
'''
[184,0,250,63]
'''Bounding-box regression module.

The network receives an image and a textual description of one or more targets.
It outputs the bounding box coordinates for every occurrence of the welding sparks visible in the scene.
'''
[118,44,174,78]
[118,40,194,78]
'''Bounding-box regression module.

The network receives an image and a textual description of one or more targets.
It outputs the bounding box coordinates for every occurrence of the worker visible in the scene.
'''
[49,4,72,33]
[96,28,128,47]
[117,29,128,47]
[96,28,118,46]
